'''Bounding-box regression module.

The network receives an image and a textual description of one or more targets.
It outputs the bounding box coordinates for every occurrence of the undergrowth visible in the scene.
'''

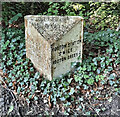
[0,27,120,115]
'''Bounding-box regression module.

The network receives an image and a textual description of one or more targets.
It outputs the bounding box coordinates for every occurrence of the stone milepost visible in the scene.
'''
[25,15,83,81]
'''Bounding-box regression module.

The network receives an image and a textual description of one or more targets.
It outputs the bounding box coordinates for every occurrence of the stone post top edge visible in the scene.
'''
[24,15,84,19]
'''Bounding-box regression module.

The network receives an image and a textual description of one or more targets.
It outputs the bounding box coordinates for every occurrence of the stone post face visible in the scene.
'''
[25,15,83,81]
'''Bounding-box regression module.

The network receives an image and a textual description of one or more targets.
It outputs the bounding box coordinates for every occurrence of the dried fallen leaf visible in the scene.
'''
[15,61,18,65]
[32,94,35,99]
[62,106,65,113]
[92,103,99,106]
[0,69,3,76]
[12,81,16,91]
[48,95,52,108]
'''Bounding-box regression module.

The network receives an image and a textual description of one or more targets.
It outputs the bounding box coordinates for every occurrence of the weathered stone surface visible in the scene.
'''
[25,15,83,80]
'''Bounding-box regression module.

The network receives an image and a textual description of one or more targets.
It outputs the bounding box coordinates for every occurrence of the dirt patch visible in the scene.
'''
[0,80,120,116]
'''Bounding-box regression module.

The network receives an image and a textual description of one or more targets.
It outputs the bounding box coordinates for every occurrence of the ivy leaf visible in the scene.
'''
[108,66,113,71]
[9,82,13,87]
[34,96,38,100]
[5,40,10,47]
[109,80,115,86]
[17,86,21,94]
[34,72,40,79]
[69,88,75,95]
[60,97,65,101]
[87,78,94,85]
[79,97,83,101]
[93,59,97,66]
[83,84,89,89]
[109,73,115,80]
[7,105,14,116]
[67,78,73,84]
[108,97,112,102]
[97,69,100,74]
[9,13,22,24]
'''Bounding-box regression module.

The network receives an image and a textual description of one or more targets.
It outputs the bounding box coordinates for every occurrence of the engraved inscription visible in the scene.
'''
[52,39,81,65]
[28,16,81,43]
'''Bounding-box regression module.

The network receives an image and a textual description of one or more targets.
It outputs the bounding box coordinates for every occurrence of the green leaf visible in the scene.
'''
[9,13,22,24]
[87,78,94,85]
[97,69,100,74]
[79,97,83,101]
[60,97,65,101]
[34,72,40,79]
[83,84,89,89]
[69,88,75,95]
[109,73,115,80]
[9,82,13,87]
[67,78,73,84]
[85,111,90,115]
[17,86,21,94]
[48,8,52,12]
[95,109,100,113]
[7,105,14,115]
[108,66,113,71]
[109,80,115,86]
[5,40,10,47]
[30,67,34,72]
[108,97,112,102]
[84,75,89,78]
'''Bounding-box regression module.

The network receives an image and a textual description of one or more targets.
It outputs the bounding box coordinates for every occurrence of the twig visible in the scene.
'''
[88,100,99,116]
